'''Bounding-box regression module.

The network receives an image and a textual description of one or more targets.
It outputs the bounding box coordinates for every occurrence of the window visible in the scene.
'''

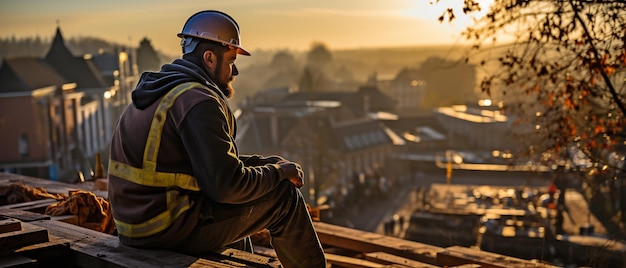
[19,134,29,158]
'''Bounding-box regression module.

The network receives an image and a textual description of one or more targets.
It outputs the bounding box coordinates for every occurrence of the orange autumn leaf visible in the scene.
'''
[604,66,615,76]
[547,92,555,107]
[594,125,605,135]
[565,98,575,109]
[601,53,609,65]
[581,89,589,97]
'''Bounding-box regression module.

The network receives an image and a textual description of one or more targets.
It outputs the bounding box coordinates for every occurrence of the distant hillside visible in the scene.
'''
[335,45,472,77]
[238,45,473,79]
[0,35,478,78]
[0,36,172,65]
[0,34,492,67]
[1,35,503,108]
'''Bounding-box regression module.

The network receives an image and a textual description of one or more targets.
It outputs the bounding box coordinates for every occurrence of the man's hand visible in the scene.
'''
[277,161,304,188]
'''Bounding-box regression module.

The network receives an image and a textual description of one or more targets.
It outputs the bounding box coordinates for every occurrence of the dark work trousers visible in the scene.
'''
[173,181,327,268]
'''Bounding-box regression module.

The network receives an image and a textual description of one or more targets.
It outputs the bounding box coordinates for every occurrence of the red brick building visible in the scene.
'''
[0,27,137,181]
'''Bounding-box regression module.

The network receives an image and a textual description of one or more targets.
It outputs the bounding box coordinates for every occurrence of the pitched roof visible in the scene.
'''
[92,53,119,86]
[333,119,398,152]
[236,111,301,154]
[0,57,68,93]
[45,27,74,61]
[280,86,396,117]
[44,27,107,89]
[384,114,446,135]
[281,91,352,105]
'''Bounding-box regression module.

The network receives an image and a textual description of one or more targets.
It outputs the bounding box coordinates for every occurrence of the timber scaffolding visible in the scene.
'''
[0,173,560,268]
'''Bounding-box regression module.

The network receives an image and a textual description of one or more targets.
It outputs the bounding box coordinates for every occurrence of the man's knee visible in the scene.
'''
[275,180,304,203]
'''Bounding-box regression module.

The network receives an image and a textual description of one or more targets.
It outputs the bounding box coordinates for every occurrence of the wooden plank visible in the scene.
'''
[251,246,278,258]
[0,174,80,196]
[0,221,49,251]
[185,259,249,268]
[49,214,78,224]
[437,246,559,268]
[313,221,442,265]
[255,242,427,268]
[0,173,107,199]
[205,248,282,267]
[255,245,413,268]
[325,252,389,268]
[25,217,250,268]
[365,252,438,267]
[0,199,58,210]
[14,236,72,259]
[0,208,50,222]
[0,254,38,268]
[0,199,58,214]
[0,217,22,234]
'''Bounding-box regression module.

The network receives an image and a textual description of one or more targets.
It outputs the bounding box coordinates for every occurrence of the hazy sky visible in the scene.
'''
[0,0,488,56]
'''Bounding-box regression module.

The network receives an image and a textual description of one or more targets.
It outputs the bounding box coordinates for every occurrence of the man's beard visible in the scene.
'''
[217,78,235,99]
[214,56,235,99]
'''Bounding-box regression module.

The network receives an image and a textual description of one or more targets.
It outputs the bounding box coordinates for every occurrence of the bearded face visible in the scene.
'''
[215,65,235,98]
[212,48,239,99]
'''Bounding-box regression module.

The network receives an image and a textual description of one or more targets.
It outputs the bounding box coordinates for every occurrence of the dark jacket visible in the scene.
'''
[108,59,286,247]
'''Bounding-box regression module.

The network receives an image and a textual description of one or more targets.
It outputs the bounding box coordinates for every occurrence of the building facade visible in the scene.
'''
[0,27,137,182]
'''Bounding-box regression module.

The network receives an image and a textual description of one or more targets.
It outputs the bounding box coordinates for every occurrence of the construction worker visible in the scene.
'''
[107,10,326,267]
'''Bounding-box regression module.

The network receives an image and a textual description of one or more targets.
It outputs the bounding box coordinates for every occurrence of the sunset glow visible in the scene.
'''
[0,0,492,56]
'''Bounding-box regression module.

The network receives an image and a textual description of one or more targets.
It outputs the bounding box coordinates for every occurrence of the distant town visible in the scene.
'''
[1,26,625,267]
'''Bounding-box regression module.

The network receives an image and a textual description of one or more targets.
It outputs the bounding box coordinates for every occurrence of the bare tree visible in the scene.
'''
[136,37,161,73]
[437,0,626,229]
[439,1,625,167]
[306,42,333,69]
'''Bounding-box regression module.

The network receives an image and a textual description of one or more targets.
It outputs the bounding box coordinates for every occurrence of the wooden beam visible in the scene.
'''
[25,218,244,268]
[254,246,402,268]
[313,221,442,265]
[14,237,72,260]
[0,221,49,251]
[204,248,282,267]
[365,252,438,267]
[0,199,58,210]
[0,218,22,233]
[0,254,37,267]
[0,208,50,222]
[437,246,559,268]
[0,173,107,198]
[0,199,58,214]
[325,252,390,268]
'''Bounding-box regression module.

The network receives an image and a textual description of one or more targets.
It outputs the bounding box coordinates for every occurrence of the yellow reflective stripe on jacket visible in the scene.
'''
[111,81,205,238]
[108,159,200,191]
[143,82,199,172]
[114,191,193,238]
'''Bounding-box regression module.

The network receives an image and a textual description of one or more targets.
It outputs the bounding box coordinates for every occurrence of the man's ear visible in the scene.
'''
[203,50,216,71]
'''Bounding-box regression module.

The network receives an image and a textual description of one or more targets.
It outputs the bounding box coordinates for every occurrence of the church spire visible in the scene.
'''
[45,23,73,60]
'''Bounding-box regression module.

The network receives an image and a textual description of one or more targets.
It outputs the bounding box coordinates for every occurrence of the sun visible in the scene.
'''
[402,0,493,31]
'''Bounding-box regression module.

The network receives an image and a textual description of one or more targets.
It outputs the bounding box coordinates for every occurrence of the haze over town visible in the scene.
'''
[0,0,491,56]
[2,1,626,266]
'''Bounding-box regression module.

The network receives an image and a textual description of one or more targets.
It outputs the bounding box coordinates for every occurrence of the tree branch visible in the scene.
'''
[569,0,626,116]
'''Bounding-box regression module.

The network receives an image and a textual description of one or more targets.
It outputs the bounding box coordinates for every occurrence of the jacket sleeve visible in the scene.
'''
[239,154,261,166]
[179,97,287,204]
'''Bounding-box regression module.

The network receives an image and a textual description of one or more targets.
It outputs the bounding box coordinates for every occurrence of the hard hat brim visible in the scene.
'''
[237,47,251,56]
[178,33,251,56]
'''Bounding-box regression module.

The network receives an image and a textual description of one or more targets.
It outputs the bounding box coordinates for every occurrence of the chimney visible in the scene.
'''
[363,94,370,115]
[270,112,278,147]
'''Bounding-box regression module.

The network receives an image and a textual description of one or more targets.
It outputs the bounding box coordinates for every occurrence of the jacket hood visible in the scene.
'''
[131,59,223,110]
